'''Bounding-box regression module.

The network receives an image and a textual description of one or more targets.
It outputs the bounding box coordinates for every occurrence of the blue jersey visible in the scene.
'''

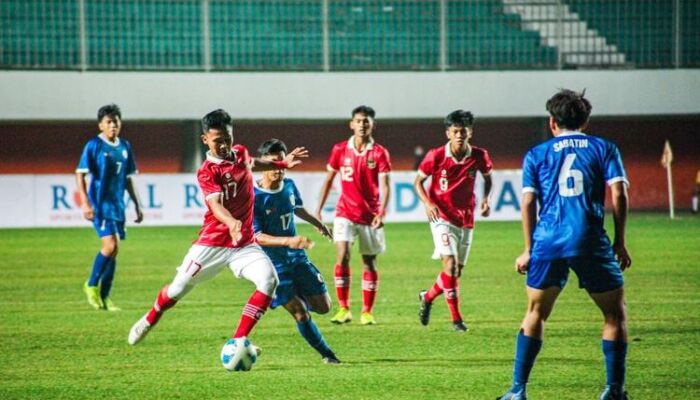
[253,178,308,266]
[76,135,137,221]
[522,131,628,260]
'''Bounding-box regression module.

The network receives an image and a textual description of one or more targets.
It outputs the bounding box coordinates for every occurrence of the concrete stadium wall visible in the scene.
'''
[0,69,699,120]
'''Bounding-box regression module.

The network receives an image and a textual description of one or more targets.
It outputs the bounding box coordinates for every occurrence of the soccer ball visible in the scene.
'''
[220,337,257,372]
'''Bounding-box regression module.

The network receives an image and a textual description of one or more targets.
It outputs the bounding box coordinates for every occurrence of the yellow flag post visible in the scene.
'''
[661,140,674,219]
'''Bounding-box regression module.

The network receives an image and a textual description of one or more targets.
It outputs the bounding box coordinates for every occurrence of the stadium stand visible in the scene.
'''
[2,0,696,71]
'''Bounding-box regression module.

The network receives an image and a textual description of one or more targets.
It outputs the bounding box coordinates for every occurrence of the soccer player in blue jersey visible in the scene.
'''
[498,90,632,400]
[253,139,341,364]
[76,104,144,311]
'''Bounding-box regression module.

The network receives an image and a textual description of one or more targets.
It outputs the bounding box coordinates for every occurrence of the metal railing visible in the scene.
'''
[1,0,697,71]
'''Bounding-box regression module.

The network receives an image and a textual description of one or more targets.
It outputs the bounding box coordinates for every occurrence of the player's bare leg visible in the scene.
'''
[285,296,339,363]
[305,292,332,315]
[590,287,629,400]
[499,286,561,400]
[331,241,353,324]
[360,255,378,325]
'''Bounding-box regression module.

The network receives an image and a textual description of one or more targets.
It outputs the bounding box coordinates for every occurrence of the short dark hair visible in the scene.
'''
[444,109,474,128]
[201,109,233,133]
[546,89,592,130]
[258,138,288,157]
[97,104,121,122]
[351,105,375,119]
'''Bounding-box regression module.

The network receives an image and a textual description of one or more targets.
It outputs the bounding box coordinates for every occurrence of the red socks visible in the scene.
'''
[334,264,350,309]
[233,290,272,338]
[441,272,463,323]
[362,270,379,313]
[146,285,178,325]
[425,272,463,323]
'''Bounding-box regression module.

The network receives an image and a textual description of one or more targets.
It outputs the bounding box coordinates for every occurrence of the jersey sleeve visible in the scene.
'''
[233,144,252,169]
[521,150,539,194]
[197,167,223,202]
[290,180,304,208]
[125,141,138,176]
[604,143,629,186]
[379,148,392,174]
[326,144,341,172]
[417,149,435,178]
[479,149,493,175]
[76,140,94,173]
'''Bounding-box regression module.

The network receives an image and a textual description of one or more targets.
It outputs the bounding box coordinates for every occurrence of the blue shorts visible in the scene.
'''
[527,255,624,293]
[93,218,126,240]
[271,260,327,309]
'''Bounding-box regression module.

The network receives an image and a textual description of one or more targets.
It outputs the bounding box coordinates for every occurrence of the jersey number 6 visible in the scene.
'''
[558,153,584,197]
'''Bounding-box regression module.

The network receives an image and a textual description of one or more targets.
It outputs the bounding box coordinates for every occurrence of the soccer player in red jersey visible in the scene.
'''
[316,106,391,325]
[128,109,308,367]
[414,110,493,332]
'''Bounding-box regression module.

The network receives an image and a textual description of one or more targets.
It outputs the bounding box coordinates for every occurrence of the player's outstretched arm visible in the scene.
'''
[515,192,537,274]
[206,197,243,245]
[126,176,144,223]
[256,233,314,250]
[75,172,94,221]
[480,173,493,217]
[295,207,333,240]
[315,171,337,222]
[414,173,439,222]
[610,181,632,270]
[251,147,309,172]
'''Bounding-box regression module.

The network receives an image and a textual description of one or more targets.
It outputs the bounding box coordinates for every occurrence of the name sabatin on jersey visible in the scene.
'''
[553,138,589,152]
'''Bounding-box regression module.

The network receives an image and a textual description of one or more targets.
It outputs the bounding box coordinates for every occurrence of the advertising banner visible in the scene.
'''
[0,171,523,228]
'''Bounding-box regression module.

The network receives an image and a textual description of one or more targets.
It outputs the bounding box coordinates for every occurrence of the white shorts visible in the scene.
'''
[430,220,473,266]
[171,243,277,289]
[333,217,385,256]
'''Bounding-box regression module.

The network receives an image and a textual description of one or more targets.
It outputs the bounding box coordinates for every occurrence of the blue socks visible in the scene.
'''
[510,331,543,393]
[99,258,117,299]
[297,318,334,358]
[602,339,627,390]
[88,252,112,287]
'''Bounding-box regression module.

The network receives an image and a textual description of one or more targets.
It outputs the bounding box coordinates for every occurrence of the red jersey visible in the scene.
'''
[327,137,392,225]
[195,145,255,248]
[418,143,493,228]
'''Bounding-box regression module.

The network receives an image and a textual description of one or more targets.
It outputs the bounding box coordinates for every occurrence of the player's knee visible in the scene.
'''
[256,273,279,296]
[312,299,331,315]
[101,241,118,257]
[362,255,377,270]
[293,310,310,322]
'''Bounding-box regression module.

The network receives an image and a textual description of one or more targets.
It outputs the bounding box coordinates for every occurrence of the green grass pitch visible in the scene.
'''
[0,214,698,399]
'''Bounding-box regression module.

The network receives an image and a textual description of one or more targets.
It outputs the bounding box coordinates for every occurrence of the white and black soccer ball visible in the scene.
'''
[220,337,257,372]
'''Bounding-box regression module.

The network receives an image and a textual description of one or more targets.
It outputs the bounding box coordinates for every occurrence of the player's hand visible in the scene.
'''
[81,204,94,221]
[514,250,530,275]
[134,207,144,223]
[287,236,315,250]
[228,220,243,246]
[425,203,440,222]
[613,241,632,271]
[284,147,309,169]
[479,199,491,217]
[371,214,384,229]
[315,224,333,241]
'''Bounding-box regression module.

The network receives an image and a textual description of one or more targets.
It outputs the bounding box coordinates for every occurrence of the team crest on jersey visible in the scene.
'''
[344,157,352,166]
[367,158,376,169]
[225,173,231,179]
[122,150,128,159]
[265,209,272,215]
